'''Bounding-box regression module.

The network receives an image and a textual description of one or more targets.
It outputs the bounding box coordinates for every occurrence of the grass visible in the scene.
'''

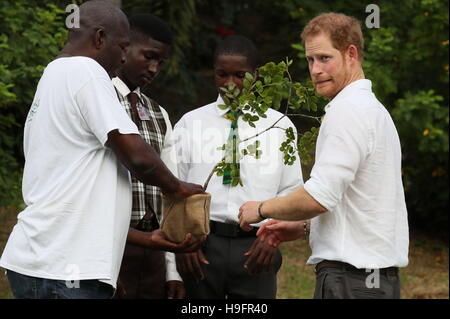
[276,232,449,299]
[0,206,448,299]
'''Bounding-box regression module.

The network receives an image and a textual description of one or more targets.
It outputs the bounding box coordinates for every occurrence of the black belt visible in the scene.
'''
[209,220,258,238]
[315,260,399,276]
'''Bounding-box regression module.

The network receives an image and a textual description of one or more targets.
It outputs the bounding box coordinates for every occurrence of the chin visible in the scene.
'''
[140,79,152,87]
[317,87,337,100]
[315,87,327,98]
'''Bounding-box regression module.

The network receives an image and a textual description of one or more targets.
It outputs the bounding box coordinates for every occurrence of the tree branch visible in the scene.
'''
[240,114,287,143]
[203,160,224,190]
[286,113,322,124]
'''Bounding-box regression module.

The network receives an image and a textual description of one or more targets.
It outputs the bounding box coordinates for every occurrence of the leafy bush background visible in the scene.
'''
[0,1,67,205]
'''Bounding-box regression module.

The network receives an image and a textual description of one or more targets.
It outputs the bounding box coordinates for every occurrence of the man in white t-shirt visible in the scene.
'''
[0,0,204,299]
[239,13,409,299]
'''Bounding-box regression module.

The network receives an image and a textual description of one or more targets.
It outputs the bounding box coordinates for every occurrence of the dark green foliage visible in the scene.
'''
[0,1,68,206]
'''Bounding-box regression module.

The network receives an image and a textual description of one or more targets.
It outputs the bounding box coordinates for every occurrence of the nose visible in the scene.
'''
[224,76,237,88]
[310,60,322,77]
[148,60,159,74]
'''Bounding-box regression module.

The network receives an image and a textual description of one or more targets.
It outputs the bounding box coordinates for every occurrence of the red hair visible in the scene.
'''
[301,12,364,61]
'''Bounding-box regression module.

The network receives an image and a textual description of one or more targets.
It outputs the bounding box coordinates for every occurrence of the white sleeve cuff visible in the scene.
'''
[165,252,182,282]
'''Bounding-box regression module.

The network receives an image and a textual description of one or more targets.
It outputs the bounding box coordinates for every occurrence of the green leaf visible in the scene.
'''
[243,79,250,89]
[255,81,263,91]
[222,95,231,105]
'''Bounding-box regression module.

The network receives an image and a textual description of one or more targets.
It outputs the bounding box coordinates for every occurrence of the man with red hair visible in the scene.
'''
[239,13,409,299]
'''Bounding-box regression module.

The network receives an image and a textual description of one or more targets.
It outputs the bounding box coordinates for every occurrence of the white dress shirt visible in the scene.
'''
[174,95,304,225]
[304,79,409,269]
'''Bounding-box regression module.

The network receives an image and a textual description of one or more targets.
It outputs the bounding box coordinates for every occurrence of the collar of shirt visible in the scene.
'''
[215,94,230,117]
[325,79,372,113]
[112,76,141,98]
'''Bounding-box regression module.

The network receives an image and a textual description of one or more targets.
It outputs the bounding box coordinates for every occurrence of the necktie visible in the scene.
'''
[223,110,240,185]
[128,92,139,121]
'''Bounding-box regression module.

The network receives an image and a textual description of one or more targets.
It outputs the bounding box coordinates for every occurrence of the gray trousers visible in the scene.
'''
[184,233,282,299]
[314,265,401,299]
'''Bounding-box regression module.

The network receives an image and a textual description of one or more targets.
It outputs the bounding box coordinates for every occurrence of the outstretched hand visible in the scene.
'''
[256,220,305,246]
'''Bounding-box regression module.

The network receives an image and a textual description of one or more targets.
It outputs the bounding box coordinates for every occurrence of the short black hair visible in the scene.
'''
[214,35,260,70]
[128,13,173,45]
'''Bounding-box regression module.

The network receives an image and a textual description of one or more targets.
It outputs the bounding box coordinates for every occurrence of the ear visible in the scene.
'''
[93,27,106,50]
[346,45,359,63]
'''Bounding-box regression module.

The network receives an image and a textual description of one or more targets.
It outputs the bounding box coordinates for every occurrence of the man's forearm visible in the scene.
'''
[127,227,152,248]
[107,130,180,194]
[130,142,181,194]
[262,186,327,221]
